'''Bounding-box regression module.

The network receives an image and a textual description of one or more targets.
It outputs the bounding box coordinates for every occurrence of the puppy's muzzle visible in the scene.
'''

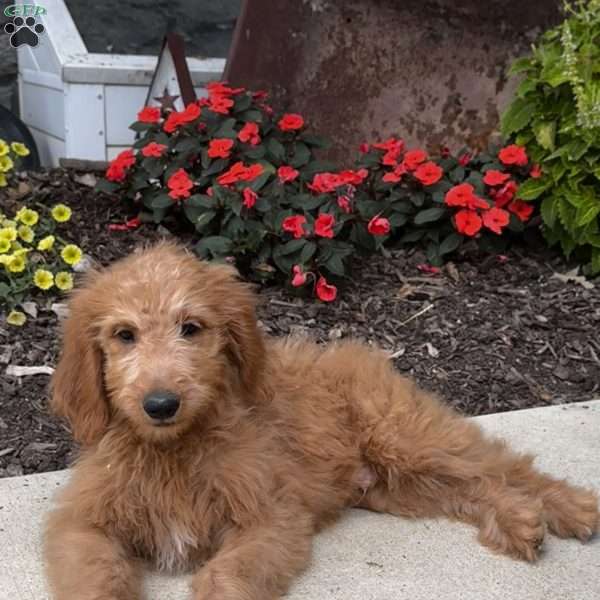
[143,390,180,422]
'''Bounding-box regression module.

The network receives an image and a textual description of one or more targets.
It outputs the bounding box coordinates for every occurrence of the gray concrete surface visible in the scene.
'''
[1,401,599,600]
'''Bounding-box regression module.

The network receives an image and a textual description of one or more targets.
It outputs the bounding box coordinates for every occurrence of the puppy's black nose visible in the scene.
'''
[143,390,180,420]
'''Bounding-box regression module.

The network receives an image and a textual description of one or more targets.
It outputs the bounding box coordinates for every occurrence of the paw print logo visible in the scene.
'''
[4,16,45,48]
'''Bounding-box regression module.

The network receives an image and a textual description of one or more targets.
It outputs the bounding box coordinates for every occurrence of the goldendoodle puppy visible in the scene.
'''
[44,243,598,600]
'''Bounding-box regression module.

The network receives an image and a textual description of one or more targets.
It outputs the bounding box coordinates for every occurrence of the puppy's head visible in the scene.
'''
[51,243,264,445]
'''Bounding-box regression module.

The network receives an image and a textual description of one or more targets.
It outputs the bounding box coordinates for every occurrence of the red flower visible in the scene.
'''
[108,216,142,232]
[307,172,340,194]
[440,146,450,158]
[137,106,161,123]
[529,164,542,179]
[483,170,510,186]
[454,209,482,236]
[316,277,337,302]
[105,149,135,182]
[382,163,407,183]
[242,187,257,209]
[315,213,335,238]
[359,143,370,153]
[208,138,234,159]
[368,215,391,236]
[180,103,201,123]
[163,111,182,133]
[458,153,472,167]
[282,215,307,239]
[167,168,193,200]
[217,162,264,185]
[206,82,244,97]
[208,95,234,115]
[238,122,261,146]
[105,162,127,182]
[482,207,510,234]
[442,183,489,210]
[141,142,167,158]
[498,144,528,166]
[291,265,307,287]
[373,137,404,153]
[508,199,534,222]
[278,113,304,131]
[492,180,518,208]
[277,165,299,183]
[337,195,351,213]
[416,264,441,275]
[403,149,428,171]
[338,168,369,186]
[252,90,268,101]
[414,161,443,186]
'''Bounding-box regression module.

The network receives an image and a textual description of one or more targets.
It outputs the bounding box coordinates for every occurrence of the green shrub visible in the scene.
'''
[501,0,600,275]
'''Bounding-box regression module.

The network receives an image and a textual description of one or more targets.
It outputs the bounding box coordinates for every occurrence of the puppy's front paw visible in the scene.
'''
[544,485,599,541]
[478,498,546,562]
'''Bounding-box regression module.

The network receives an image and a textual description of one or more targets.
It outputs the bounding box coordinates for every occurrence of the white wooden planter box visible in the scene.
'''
[16,0,225,166]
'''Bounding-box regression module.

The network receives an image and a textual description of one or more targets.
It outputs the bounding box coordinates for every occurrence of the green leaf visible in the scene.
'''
[175,137,199,152]
[509,56,534,75]
[195,236,233,258]
[533,121,556,151]
[389,213,408,227]
[500,98,537,136]
[129,122,153,132]
[244,145,266,160]
[449,166,465,183]
[279,239,306,255]
[323,253,346,277]
[576,199,600,227]
[566,139,590,161]
[195,209,217,230]
[590,248,600,275]
[203,158,228,177]
[399,229,427,243]
[541,195,559,228]
[516,78,539,98]
[299,133,329,148]
[267,138,286,162]
[413,207,447,225]
[151,194,172,209]
[95,178,120,194]
[238,109,263,123]
[187,194,214,208]
[234,94,252,113]
[300,241,317,263]
[439,232,462,255]
[516,177,552,200]
[289,142,311,168]
[215,118,237,138]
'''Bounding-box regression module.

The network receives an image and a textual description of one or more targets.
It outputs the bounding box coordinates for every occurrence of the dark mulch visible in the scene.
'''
[1,169,599,478]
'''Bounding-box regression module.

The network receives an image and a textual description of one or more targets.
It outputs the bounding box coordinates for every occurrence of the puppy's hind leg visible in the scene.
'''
[357,385,548,561]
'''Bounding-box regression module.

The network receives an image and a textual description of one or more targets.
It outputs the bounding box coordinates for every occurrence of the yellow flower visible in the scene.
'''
[0,155,14,172]
[6,310,26,327]
[0,239,10,253]
[18,225,34,243]
[61,244,82,266]
[51,204,72,222]
[0,255,11,266]
[54,271,73,291]
[33,269,54,290]
[7,254,26,272]
[10,142,29,157]
[37,235,55,251]
[0,227,17,242]
[17,207,39,226]
[0,140,8,156]
[0,173,6,187]
[2,219,17,228]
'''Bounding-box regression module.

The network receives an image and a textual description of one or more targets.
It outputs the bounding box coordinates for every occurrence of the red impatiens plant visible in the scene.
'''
[356,140,538,264]
[98,84,388,301]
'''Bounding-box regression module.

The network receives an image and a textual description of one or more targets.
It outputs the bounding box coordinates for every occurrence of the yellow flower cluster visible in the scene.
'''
[1,202,82,326]
[0,138,30,188]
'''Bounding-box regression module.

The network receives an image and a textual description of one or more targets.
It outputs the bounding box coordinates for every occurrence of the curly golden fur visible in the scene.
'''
[44,243,599,600]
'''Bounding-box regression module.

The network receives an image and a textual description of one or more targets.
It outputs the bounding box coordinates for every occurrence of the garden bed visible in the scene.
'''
[1,168,599,479]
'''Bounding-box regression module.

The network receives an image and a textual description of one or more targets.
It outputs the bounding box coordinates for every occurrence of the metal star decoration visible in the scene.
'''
[153,87,180,111]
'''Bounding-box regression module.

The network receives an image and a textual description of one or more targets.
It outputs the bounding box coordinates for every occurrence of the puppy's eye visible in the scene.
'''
[181,322,202,338]
[116,329,135,343]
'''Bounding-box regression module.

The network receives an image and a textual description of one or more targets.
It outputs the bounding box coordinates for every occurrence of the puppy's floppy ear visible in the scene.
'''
[51,287,109,446]
[212,264,266,395]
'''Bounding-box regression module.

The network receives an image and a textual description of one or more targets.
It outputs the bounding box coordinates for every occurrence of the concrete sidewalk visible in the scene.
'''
[1,401,599,600]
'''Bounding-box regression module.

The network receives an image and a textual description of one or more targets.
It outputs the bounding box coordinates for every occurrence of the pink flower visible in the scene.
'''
[483,170,511,186]
[337,195,351,213]
[238,122,261,145]
[368,215,391,236]
[242,187,257,209]
[291,265,307,287]
[282,215,307,239]
[315,213,335,238]
[141,142,167,158]
[277,165,299,183]
[316,276,337,302]
[403,149,428,171]
[278,113,304,131]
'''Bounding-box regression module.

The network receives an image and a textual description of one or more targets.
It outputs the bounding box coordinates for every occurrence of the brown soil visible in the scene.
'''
[1,169,599,478]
